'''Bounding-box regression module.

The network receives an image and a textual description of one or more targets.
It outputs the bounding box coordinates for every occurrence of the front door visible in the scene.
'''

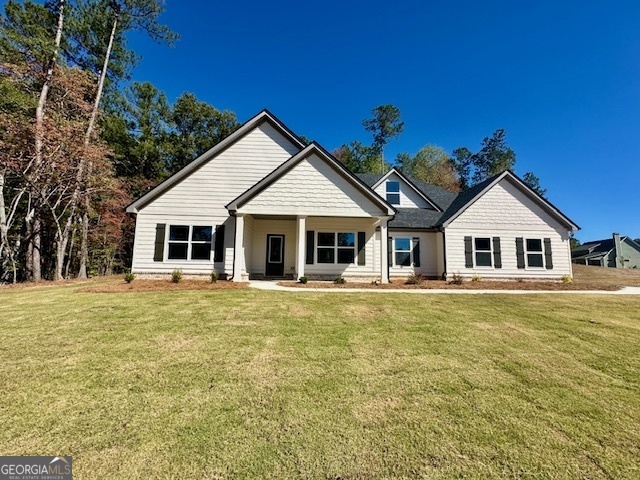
[265,234,285,277]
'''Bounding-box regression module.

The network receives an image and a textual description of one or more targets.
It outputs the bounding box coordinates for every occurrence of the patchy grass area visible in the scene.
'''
[1,282,639,479]
[573,263,640,287]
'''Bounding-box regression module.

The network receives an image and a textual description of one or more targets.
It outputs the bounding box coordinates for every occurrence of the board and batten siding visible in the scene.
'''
[389,231,440,278]
[372,172,432,209]
[237,154,387,217]
[445,177,573,278]
[131,122,300,275]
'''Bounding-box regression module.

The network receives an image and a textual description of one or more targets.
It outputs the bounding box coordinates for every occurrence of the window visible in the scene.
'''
[317,232,355,264]
[393,237,412,266]
[167,225,212,260]
[525,238,544,268]
[386,181,400,205]
[474,237,493,267]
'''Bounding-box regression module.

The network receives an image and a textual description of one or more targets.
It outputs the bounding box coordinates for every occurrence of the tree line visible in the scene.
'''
[1,2,545,284]
[333,104,546,196]
[0,0,239,282]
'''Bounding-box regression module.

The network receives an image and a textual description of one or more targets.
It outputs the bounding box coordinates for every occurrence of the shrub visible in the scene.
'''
[471,273,482,282]
[171,269,182,283]
[449,273,464,285]
[123,272,135,284]
[561,274,573,284]
[334,276,346,284]
[405,273,423,285]
[210,269,219,283]
[299,276,308,284]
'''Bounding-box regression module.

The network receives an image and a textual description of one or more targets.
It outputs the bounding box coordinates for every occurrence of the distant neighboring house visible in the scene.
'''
[572,233,640,268]
[126,110,579,282]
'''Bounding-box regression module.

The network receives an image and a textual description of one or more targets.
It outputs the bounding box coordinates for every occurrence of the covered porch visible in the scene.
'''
[231,214,392,282]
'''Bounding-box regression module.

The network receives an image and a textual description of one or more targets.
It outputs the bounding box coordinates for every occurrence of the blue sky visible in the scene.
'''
[22,1,640,241]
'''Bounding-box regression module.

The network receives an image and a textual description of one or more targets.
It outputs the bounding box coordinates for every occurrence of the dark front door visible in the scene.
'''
[265,234,285,277]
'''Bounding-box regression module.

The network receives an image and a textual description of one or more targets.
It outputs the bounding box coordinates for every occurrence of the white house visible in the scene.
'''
[126,110,579,282]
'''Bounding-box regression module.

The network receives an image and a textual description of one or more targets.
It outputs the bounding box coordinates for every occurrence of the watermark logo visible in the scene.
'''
[0,456,72,480]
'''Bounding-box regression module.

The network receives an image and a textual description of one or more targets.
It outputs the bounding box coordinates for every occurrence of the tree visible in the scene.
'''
[396,145,460,192]
[167,92,239,173]
[73,0,177,279]
[122,81,172,180]
[471,129,516,184]
[451,147,473,190]
[332,141,383,174]
[1,0,67,281]
[570,237,581,250]
[452,129,517,189]
[362,104,404,174]
[522,171,547,198]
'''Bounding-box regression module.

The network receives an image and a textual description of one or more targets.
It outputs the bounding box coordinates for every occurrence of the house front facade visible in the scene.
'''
[126,110,579,282]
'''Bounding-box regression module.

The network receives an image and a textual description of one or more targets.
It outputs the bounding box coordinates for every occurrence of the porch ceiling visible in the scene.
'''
[251,214,297,221]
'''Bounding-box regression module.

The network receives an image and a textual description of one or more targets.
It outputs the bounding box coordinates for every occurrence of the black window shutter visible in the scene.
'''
[412,237,421,267]
[544,238,553,269]
[388,237,393,266]
[306,231,314,264]
[153,224,166,262]
[516,237,525,269]
[357,232,366,266]
[492,237,502,269]
[214,225,225,262]
[464,236,473,268]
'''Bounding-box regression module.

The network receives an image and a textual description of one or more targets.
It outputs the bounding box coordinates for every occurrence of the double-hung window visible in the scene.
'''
[474,237,493,267]
[317,232,355,264]
[386,181,400,205]
[393,237,412,266]
[167,225,212,260]
[525,238,544,267]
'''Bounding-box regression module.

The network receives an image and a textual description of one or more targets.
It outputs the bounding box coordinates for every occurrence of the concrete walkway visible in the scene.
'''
[248,280,640,295]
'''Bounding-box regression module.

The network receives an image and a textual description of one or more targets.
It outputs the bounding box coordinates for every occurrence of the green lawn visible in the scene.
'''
[1,283,639,479]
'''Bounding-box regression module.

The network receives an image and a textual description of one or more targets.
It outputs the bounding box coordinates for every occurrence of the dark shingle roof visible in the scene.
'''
[388,208,444,229]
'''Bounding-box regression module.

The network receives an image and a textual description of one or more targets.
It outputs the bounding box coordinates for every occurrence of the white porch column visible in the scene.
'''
[380,217,390,284]
[232,214,245,282]
[295,216,307,280]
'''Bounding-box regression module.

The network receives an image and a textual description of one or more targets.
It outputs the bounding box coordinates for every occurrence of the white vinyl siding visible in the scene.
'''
[445,177,572,278]
[247,218,297,276]
[131,122,300,275]
[389,231,439,278]
[304,217,379,277]
[238,154,387,217]
[372,172,432,209]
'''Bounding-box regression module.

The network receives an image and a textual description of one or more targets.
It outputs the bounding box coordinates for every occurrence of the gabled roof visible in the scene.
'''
[355,172,457,212]
[572,236,640,259]
[436,170,580,230]
[367,168,443,211]
[126,109,306,214]
[226,142,396,216]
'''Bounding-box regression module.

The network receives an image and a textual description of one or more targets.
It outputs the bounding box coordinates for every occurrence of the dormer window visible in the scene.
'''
[386,181,400,205]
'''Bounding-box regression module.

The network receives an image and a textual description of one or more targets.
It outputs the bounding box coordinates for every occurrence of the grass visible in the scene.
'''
[1,281,639,479]
[573,263,640,287]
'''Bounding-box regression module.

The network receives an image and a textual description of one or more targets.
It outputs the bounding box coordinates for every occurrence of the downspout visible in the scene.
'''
[439,226,447,280]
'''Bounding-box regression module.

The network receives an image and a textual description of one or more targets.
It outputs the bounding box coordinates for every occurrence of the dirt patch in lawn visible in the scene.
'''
[77,279,248,293]
[278,280,619,291]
